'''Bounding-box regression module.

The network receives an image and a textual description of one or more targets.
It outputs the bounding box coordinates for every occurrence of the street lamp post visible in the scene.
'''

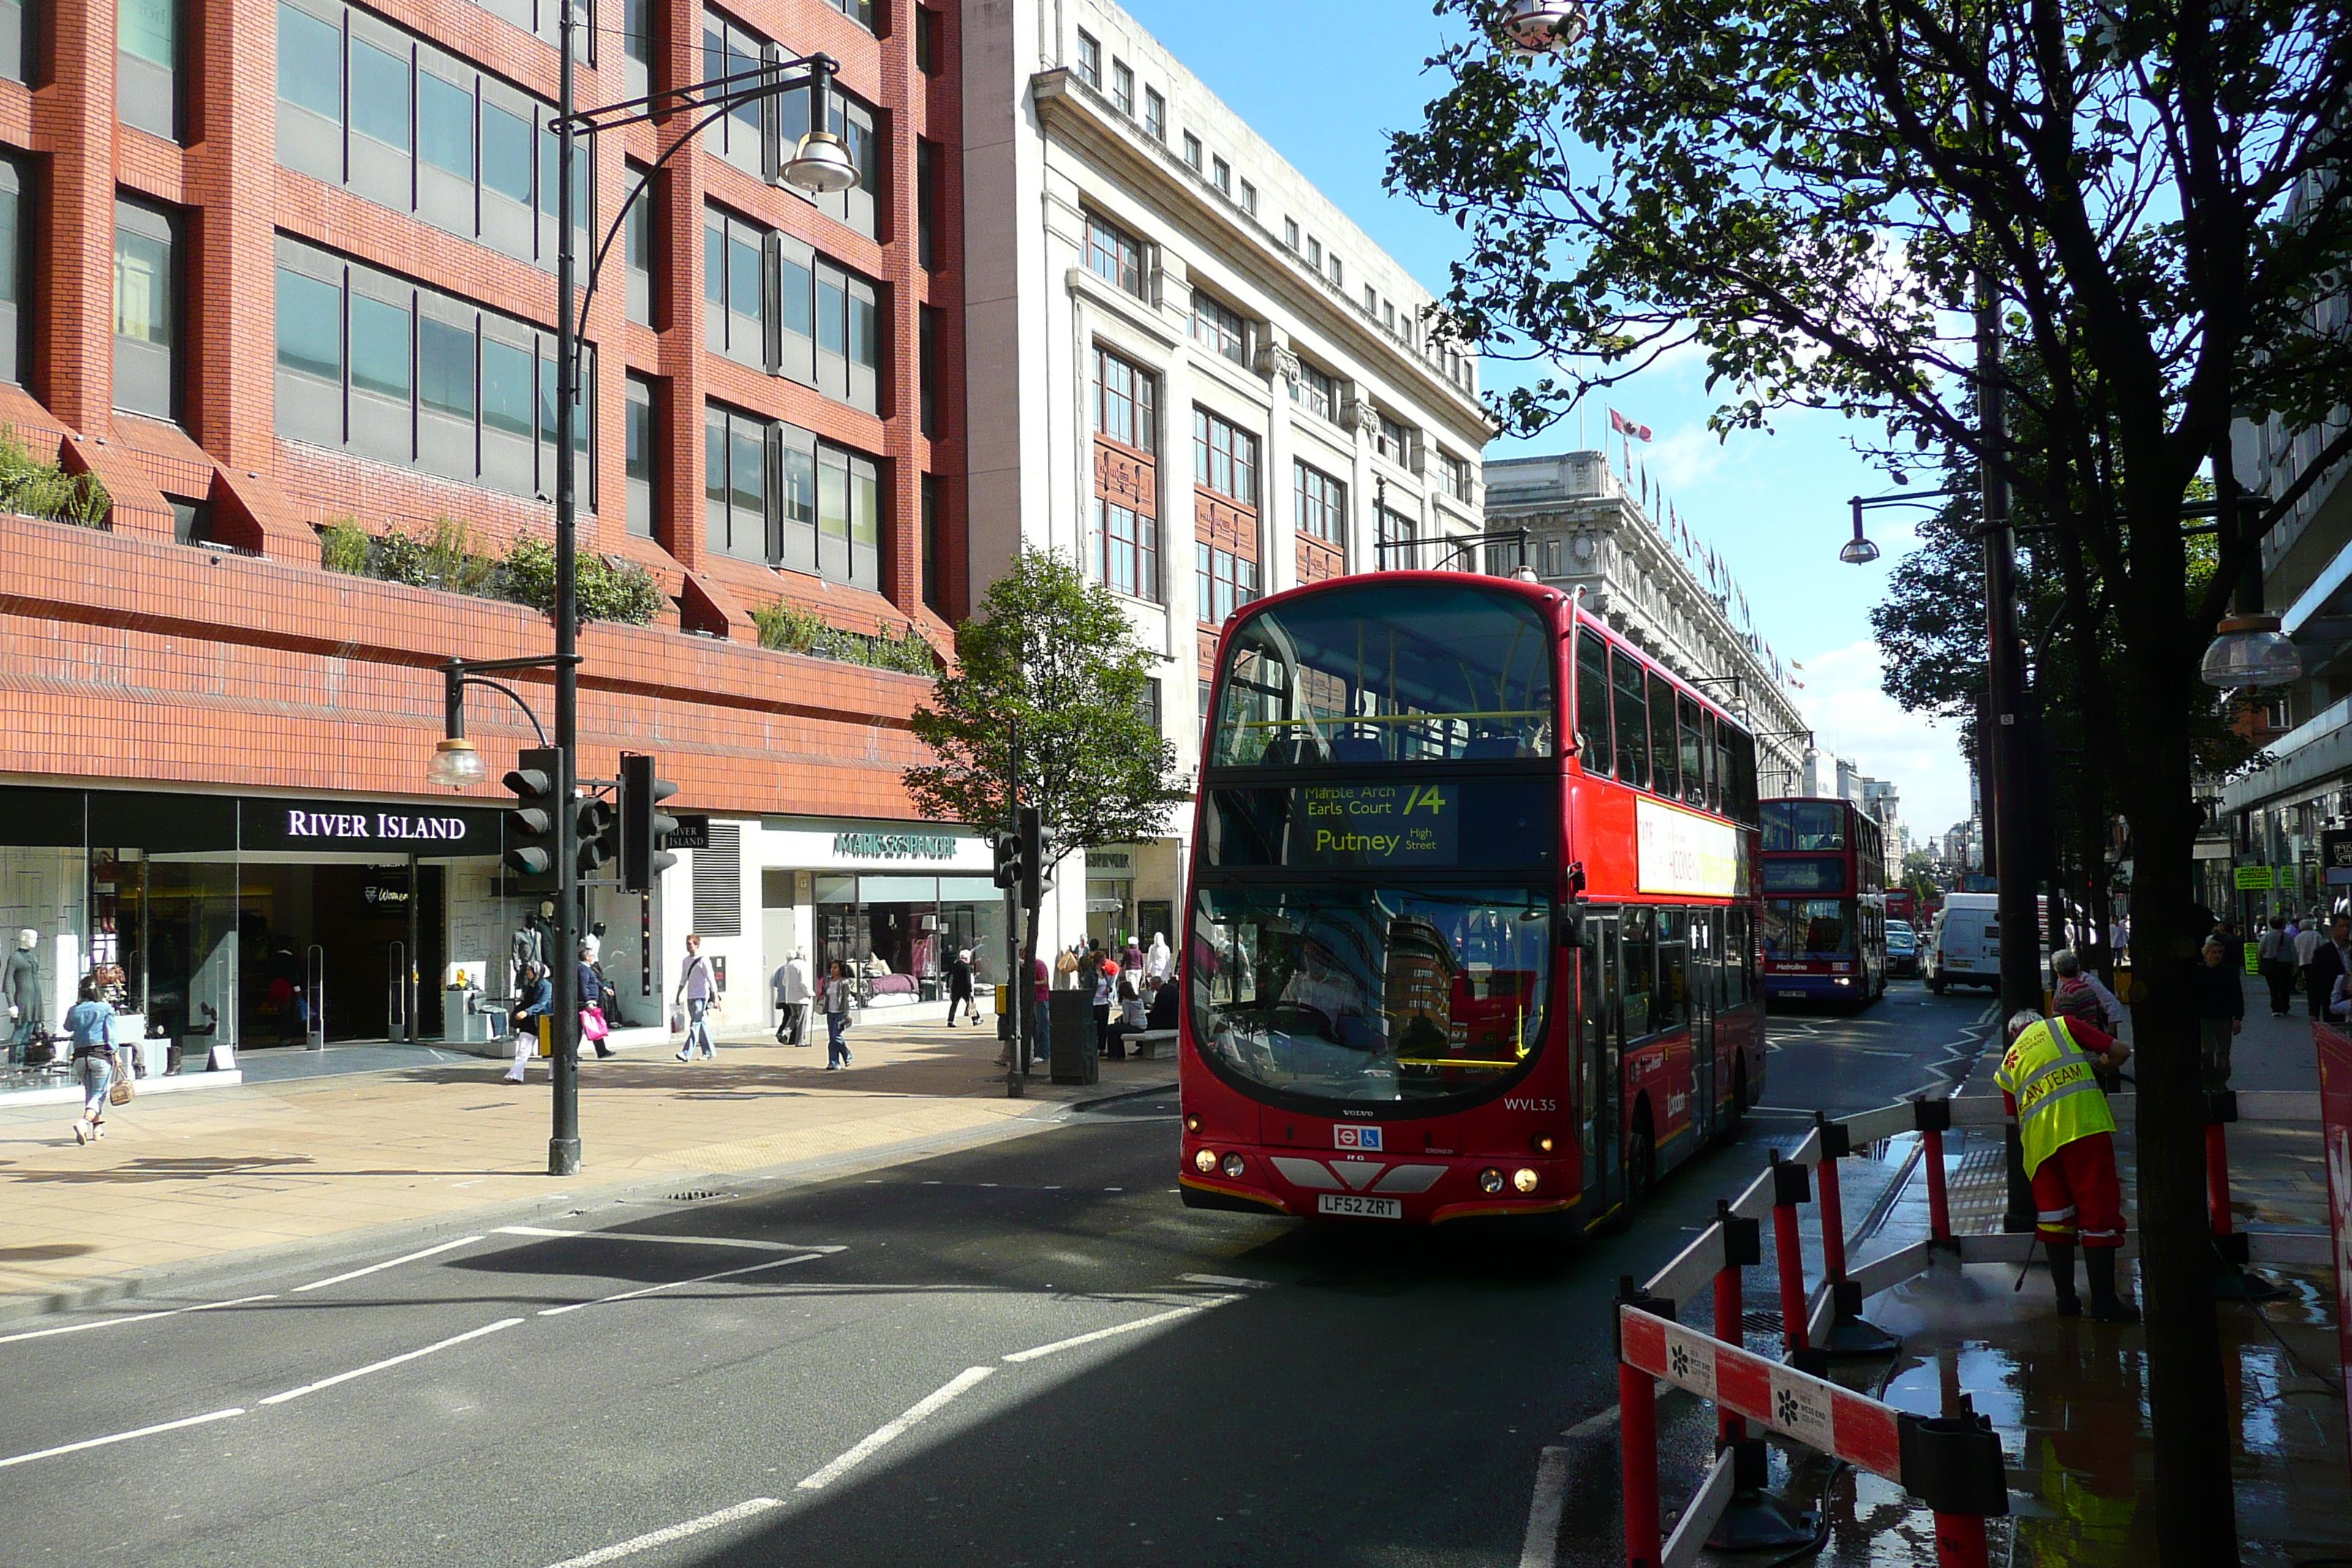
[532,16,858,1175]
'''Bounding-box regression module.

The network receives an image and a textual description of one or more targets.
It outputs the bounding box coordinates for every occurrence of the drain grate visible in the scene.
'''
[1741,1309,1784,1333]
[663,1190,736,1203]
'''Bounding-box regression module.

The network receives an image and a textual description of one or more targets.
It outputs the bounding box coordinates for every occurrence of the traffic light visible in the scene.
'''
[620,753,679,894]
[1017,804,1052,910]
[502,747,562,892]
[991,829,1023,891]
[576,796,617,878]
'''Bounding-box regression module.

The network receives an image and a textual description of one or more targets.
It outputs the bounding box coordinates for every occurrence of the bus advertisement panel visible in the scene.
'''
[1180,574,1766,1232]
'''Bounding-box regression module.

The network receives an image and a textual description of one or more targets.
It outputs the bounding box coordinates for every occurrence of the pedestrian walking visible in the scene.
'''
[2258,914,2296,1017]
[2308,912,2352,1018]
[947,948,979,1025]
[673,933,717,1062]
[1146,931,1172,988]
[2195,935,2244,1090]
[64,977,117,1143]
[2296,909,2325,996]
[2050,949,2125,1091]
[506,961,551,1085]
[578,943,614,1060]
[774,949,813,1046]
[823,960,856,1068]
[1086,941,1117,1058]
[1994,1009,2139,1322]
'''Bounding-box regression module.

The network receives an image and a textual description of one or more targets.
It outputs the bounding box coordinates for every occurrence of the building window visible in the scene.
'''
[1085,211,1145,298]
[1374,412,1413,467]
[625,163,655,325]
[114,198,178,420]
[1211,157,1231,196]
[274,233,594,502]
[1183,132,1202,170]
[706,410,885,587]
[0,0,32,83]
[1284,217,1299,249]
[625,374,659,538]
[1306,235,1322,268]
[619,0,652,98]
[915,4,941,72]
[1240,181,1257,217]
[1142,677,1162,734]
[1093,497,1158,601]
[1075,30,1100,88]
[1329,253,1343,287]
[920,304,938,437]
[1094,347,1157,452]
[119,0,181,140]
[279,1,586,274]
[1384,301,1396,332]
[703,9,769,180]
[921,473,941,608]
[777,76,883,240]
[704,204,766,369]
[1196,543,1259,625]
[823,0,873,29]
[1111,59,1133,114]
[704,402,769,563]
[0,156,24,385]
[1363,284,1377,314]
[1295,461,1345,544]
[1291,362,1337,423]
[1194,408,1257,504]
[1439,451,1473,503]
[1144,88,1165,140]
[1188,291,1246,365]
[916,137,938,269]
[1377,505,1417,570]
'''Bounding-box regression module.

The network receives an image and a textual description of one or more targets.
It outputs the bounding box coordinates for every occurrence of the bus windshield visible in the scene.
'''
[1210,581,1556,766]
[1761,802,1847,851]
[1190,884,1551,1107]
[1761,898,1857,960]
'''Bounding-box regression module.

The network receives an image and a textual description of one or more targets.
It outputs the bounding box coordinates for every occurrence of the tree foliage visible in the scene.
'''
[905,548,1191,866]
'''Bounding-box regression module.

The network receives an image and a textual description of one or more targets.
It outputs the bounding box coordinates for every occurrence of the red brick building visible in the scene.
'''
[0,0,979,1062]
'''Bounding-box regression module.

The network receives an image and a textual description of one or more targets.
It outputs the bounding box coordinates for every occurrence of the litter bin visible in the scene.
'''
[1049,990,1098,1085]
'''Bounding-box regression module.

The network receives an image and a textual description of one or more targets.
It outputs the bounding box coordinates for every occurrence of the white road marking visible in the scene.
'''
[797,1367,995,1490]
[1003,1295,1241,1363]
[1562,1403,1620,1439]
[258,1317,524,1406]
[494,1226,845,1254]
[537,1253,822,1316]
[0,1293,277,1347]
[544,1497,784,1567]
[1519,1445,1571,1568]
[293,1236,485,1292]
[1177,1273,1271,1290]
[0,1406,245,1470]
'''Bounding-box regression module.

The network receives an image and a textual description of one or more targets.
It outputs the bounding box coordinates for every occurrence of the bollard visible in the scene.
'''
[1769,1150,1823,1371]
[1814,1113,1900,1357]
[1705,1199,1815,1551]
[1616,1278,1665,1568]
[1915,1097,1955,1248]
[1931,1512,1991,1568]
[2203,1090,2279,1300]
[1899,1395,2006,1568]
[2206,1120,2232,1239]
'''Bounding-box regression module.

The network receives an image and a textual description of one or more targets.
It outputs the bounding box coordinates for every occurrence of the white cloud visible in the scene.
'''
[1787,638,1973,839]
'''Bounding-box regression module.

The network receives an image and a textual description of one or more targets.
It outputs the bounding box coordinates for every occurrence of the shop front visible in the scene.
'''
[1083,842,1180,954]
[0,783,545,1084]
[759,818,1005,1013]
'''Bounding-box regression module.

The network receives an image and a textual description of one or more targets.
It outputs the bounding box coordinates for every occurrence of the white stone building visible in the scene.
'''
[1482,451,1811,796]
[961,0,1493,953]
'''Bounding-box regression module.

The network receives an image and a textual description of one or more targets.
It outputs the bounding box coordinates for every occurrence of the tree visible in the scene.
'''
[1388,3,2352,1558]
[904,549,1192,1022]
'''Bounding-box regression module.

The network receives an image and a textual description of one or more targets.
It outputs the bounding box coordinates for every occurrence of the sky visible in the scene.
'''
[1117,0,1973,844]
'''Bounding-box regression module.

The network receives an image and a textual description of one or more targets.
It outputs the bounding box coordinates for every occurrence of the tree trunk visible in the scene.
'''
[2116,655,2239,1565]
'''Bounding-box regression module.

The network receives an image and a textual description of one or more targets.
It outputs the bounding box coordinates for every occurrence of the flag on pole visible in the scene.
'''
[1608,410,1654,442]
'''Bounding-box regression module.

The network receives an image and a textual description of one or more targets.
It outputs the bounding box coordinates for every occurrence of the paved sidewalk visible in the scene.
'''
[0,1018,1170,1318]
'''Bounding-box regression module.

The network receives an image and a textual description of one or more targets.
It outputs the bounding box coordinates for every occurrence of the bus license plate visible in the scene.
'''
[1318,1194,1403,1219]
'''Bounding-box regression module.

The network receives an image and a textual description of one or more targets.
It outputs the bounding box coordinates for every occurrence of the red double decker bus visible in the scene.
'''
[1179,573,1766,1231]
[1757,798,1888,1007]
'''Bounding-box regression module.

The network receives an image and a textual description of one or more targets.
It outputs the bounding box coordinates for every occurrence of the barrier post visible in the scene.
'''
[1915,1096,1955,1248]
[1705,1200,1815,1552]
[1897,1395,2007,1568]
[1815,1113,1901,1357]
[2203,1089,2280,1300]
[1768,1150,1825,1373]
[1616,1277,1666,1568]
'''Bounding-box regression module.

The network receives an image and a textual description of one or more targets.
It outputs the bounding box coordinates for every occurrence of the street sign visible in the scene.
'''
[2235,865,2275,890]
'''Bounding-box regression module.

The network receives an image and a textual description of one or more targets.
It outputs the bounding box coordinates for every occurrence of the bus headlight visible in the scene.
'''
[1221,1153,1246,1179]
[1194,1148,1218,1174]
[1512,1168,1540,1194]
[1530,1134,1555,1155]
[1478,1168,1505,1194]
[1184,1113,1203,1134]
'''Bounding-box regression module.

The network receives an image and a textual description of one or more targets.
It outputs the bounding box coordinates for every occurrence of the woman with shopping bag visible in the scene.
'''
[506,962,551,1085]
[577,943,614,1060]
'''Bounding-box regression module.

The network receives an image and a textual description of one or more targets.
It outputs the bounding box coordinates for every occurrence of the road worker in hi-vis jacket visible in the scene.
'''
[1995,1009,2142,1322]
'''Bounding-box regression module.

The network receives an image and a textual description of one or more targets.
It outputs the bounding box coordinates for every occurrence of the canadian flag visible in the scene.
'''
[1609,409,1654,442]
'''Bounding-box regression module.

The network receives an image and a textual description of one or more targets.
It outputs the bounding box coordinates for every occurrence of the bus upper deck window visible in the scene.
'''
[1576,630,1612,776]
[1646,672,1680,800]
[1611,648,1648,788]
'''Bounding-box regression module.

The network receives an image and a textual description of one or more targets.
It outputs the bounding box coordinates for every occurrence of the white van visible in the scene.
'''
[1923,892,2001,992]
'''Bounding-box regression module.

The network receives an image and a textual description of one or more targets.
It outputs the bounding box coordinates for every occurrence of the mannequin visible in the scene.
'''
[6,929,42,1063]
[510,900,554,995]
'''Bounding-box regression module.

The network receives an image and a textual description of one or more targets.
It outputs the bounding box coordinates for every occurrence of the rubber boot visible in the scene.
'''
[2085,1248,2141,1322]
[2047,1241,2081,1316]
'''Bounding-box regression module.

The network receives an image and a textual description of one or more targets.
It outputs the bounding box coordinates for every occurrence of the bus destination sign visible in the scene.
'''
[1294,783,1460,867]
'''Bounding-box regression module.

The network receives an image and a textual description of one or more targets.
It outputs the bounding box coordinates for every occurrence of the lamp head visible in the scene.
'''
[426,736,488,790]
[783,131,859,194]
[1499,0,1589,53]
[1838,535,1882,565]
[2201,614,2302,689]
